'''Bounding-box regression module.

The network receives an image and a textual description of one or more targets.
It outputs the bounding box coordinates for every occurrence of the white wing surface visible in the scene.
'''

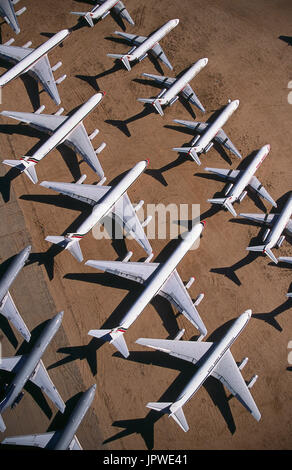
[249,176,277,207]
[173,119,208,133]
[239,213,278,226]
[150,44,173,69]
[113,1,134,25]
[40,181,111,206]
[113,31,146,46]
[214,129,242,159]
[0,44,32,62]
[85,259,158,284]
[29,55,61,105]
[204,167,240,181]
[181,84,205,112]
[0,0,22,34]
[2,432,55,448]
[29,359,65,412]
[0,355,22,371]
[141,72,176,87]
[0,291,30,341]
[136,337,213,363]
[0,110,66,132]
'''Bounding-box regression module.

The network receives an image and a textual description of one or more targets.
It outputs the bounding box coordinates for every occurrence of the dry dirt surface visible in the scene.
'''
[0,0,291,451]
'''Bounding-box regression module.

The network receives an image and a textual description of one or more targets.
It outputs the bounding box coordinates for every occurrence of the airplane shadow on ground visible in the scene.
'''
[252,297,292,332]
[104,317,244,449]
[105,106,153,138]
[279,35,292,46]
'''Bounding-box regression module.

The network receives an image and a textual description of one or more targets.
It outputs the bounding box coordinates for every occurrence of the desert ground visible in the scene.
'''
[0,0,291,451]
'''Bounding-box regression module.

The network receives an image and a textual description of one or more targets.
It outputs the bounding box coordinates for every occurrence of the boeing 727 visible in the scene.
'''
[70,0,134,27]
[0,0,26,35]
[136,310,260,432]
[239,194,292,264]
[86,223,207,358]
[137,59,208,116]
[1,92,106,184]
[172,99,241,165]
[107,19,179,71]
[0,29,70,105]
[40,160,153,262]
[205,145,277,216]
[0,311,65,432]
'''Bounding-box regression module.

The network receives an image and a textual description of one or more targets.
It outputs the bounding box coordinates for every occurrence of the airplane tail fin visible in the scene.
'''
[3,158,38,184]
[146,402,189,432]
[88,328,129,358]
[207,198,237,217]
[137,98,164,116]
[107,53,132,71]
[172,147,201,165]
[45,235,83,262]
[70,11,94,27]
[247,244,278,264]
[0,414,6,432]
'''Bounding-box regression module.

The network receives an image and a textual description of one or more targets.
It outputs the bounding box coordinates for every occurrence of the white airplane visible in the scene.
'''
[2,384,96,449]
[240,194,292,264]
[40,160,153,262]
[137,59,208,116]
[1,92,106,184]
[205,144,277,216]
[0,29,70,105]
[70,0,134,28]
[0,311,65,432]
[172,99,241,165]
[277,257,292,297]
[0,0,26,35]
[107,19,179,71]
[136,309,261,432]
[86,222,207,359]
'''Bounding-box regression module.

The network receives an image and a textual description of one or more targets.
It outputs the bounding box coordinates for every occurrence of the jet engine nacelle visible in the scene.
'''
[238,190,247,203]
[277,235,285,248]
[157,88,167,98]
[142,215,152,227]
[247,374,258,389]
[173,329,185,340]
[262,228,270,242]
[144,253,154,263]
[52,61,62,72]
[185,276,195,290]
[11,392,24,408]
[101,11,110,19]
[191,134,201,146]
[193,292,204,307]
[203,142,213,153]
[169,95,179,106]
[123,251,133,262]
[76,174,87,184]
[225,183,233,196]
[134,200,144,212]
[238,357,248,370]
[138,53,148,62]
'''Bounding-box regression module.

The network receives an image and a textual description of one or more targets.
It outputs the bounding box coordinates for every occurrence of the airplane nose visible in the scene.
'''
[246,309,252,318]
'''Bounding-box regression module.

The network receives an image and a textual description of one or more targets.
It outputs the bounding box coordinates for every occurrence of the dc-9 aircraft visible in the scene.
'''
[0,245,31,341]
[172,99,241,165]
[0,29,70,105]
[0,0,26,35]
[1,92,106,184]
[40,160,153,262]
[136,310,260,432]
[205,144,277,216]
[2,384,96,450]
[240,194,292,264]
[70,0,134,28]
[86,222,207,359]
[0,311,65,432]
[137,59,208,116]
[107,19,179,71]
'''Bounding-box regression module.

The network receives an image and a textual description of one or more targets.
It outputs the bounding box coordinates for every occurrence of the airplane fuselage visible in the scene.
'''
[266,194,292,248]
[171,311,251,412]
[0,312,63,413]
[194,99,239,152]
[0,245,30,305]
[0,29,70,87]
[91,0,120,19]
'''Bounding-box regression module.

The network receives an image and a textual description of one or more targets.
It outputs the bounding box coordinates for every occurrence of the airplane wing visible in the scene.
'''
[211,349,261,421]
[113,31,147,46]
[204,167,240,181]
[150,43,173,70]
[113,1,135,25]
[85,259,158,284]
[65,123,105,178]
[248,176,277,207]
[141,73,176,87]
[214,129,242,159]
[0,0,22,34]
[173,119,208,133]
[181,84,205,112]
[0,110,66,133]
[0,44,32,63]
[113,193,152,255]
[69,435,82,450]
[0,355,23,372]
[40,181,111,206]
[0,291,30,341]
[29,55,61,106]
[136,337,213,364]
[159,270,207,335]
[29,359,65,413]
[2,432,56,448]
[239,213,278,226]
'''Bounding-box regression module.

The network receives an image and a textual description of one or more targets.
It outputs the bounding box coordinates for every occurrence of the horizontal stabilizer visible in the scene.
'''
[247,245,278,264]
[170,406,189,432]
[110,333,129,358]
[207,198,237,216]
[107,53,131,71]
[2,159,38,184]
[146,402,172,413]
[70,11,94,27]
[0,414,6,432]
[45,236,83,262]
[88,328,129,358]
[172,147,201,165]
[137,98,163,116]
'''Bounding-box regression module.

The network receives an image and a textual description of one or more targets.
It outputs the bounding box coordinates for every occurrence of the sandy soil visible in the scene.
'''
[0,0,292,451]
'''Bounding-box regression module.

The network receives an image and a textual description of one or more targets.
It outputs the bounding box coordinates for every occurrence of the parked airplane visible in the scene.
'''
[0,29,70,105]
[0,245,31,342]
[2,384,96,449]
[0,0,26,35]
[278,257,292,297]
[1,92,106,184]
[0,311,65,432]
[205,145,277,216]
[40,160,153,262]
[86,222,207,358]
[172,99,241,165]
[240,194,292,264]
[137,59,208,116]
[136,309,260,432]
[70,0,134,27]
[107,19,179,71]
